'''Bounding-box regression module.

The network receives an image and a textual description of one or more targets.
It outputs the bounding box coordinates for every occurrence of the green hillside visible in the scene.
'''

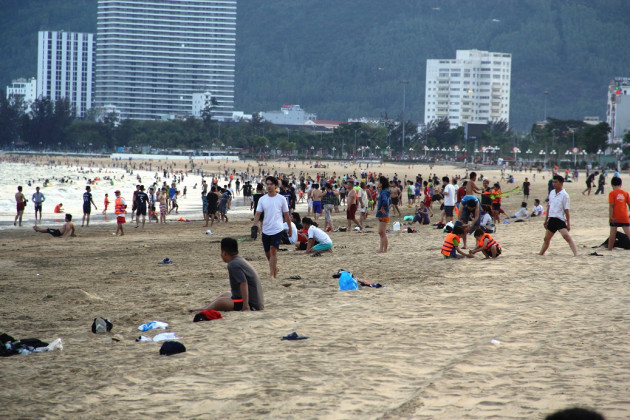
[1,0,629,130]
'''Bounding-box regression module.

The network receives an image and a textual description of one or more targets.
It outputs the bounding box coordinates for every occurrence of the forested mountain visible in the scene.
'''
[2,0,630,130]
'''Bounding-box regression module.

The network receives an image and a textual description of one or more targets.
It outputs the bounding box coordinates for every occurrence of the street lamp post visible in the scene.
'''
[550,149,557,167]
[539,150,546,168]
[332,147,336,159]
[596,149,603,168]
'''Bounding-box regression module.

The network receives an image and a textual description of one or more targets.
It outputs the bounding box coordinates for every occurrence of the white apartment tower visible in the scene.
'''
[425,49,511,128]
[606,77,630,145]
[37,31,94,118]
[94,0,236,121]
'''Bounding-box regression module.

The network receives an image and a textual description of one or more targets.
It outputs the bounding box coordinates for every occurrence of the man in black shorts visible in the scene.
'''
[135,185,149,228]
[82,186,97,227]
[188,237,264,312]
[33,214,75,237]
[540,175,577,256]
[242,181,252,205]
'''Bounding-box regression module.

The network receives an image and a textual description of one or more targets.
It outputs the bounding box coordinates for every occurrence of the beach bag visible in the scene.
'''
[92,317,113,334]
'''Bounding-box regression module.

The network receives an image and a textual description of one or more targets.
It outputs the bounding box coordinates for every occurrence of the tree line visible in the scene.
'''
[0,90,613,165]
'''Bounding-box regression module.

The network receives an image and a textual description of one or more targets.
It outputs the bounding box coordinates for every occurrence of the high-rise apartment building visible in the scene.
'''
[37,31,94,118]
[424,49,511,128]
[94,0,236,121]
[606,77,630,145]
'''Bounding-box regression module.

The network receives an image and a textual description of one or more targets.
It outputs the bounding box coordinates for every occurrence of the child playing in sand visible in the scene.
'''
[441,225,473,259]
[470,228,502,258]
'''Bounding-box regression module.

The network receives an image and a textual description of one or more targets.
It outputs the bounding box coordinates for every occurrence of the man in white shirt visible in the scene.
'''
[442,176,456,223]
[253,176,293,279]
[539,175,577,256]
[32,186,46,224]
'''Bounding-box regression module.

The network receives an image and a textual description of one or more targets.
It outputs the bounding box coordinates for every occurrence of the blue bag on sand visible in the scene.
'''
[338,271,358,291]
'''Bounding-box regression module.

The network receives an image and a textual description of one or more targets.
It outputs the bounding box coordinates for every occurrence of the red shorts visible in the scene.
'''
[117,216,126,224]
[17,202,25,212]
[346,204,357,219]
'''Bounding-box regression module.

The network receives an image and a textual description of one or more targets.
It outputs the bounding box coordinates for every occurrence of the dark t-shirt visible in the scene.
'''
[252,193,264,214]
[135,191,149,209]
[228,256,264,310]
[83,192,92,205]
[243,184,252,196]
[207,192,218,211]
[522,181,530,194]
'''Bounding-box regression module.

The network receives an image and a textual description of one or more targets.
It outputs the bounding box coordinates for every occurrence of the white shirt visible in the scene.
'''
[514,207,528,218]
[256,194,289,235]
[283,222,298,244]
[307,225,332,244]
[479,213,493,228]
[548,189,569,221]
[532,204,544,216]
[357,188,368,210]
[443,184,456,206]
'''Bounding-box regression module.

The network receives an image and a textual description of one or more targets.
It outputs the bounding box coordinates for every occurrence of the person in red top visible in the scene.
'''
[607,176,630,251]
[114,190,127,236]
[102,193,110,214]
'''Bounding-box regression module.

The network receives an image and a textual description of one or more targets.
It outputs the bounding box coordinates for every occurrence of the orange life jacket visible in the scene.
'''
[492,188,501,204]
[477,233,499,250]
[115,197,126,214]
[441,233,459,257]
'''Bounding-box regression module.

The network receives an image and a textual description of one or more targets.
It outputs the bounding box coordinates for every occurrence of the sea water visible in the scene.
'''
[0,160,252,229]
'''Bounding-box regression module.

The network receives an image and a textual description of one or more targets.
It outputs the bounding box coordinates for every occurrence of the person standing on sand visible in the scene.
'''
[33,213,75,238]
[135,185,149,229]
[114,190,127,236]
[103,193,110,214]
[14,186,27,227]
[82,186,97,227]
[253,176,292,280]
[607,176,630,251]
[32,186,45,225]
[465,171,482,196]
[539,175,578,256]
[376,176,391,253]
[346,180,363,232]
[389,181,401,216]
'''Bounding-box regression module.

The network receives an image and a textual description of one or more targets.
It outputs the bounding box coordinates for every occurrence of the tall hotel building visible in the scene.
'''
[424,49,511,128]
[94,0,236,120]
[37,31,95,118]
[606,77,630,145]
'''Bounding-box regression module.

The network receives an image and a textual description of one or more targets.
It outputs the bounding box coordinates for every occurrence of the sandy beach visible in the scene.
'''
[1,156,628,419]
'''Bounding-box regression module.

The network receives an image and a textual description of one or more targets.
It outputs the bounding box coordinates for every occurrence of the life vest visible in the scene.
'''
[492,189,502,204]
[477,233,499,251]
[115,197,126,214]
[441,233,459,257]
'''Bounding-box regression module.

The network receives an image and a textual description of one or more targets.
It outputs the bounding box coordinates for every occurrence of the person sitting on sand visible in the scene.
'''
[33,213,75,237]
[54,203,64,213]
[411,202,430,225]
[188,237,264,312]
[470,228,502,258]
[302,217,333,254]
[530,199,544,217]
[508,202,528,219]
[441,224,473,259]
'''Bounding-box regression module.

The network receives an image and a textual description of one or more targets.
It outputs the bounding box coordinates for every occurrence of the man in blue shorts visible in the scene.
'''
[253,176,293,279]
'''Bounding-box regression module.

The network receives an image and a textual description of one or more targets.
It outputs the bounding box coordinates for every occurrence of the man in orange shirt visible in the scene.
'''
[607,176,630,251]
